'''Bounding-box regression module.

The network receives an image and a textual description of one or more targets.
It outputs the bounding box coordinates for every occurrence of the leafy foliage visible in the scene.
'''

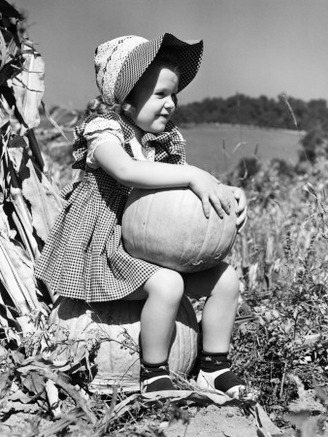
[226,157,328,433]
[174,94,328,132]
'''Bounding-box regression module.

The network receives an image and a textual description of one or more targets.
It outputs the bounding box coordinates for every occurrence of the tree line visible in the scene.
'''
[173,94,328,133]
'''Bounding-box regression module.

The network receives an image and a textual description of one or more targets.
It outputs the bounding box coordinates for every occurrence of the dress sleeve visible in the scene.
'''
[84,117,124,169]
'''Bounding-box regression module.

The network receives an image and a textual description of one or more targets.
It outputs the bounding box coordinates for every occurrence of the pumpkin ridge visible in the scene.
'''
[173,188,196,269]
[224,187,238,256]
[143,190,156,260]
[185,196,205,268]
[212,197,227,262]
[130,196,140,256]
[148,188,172,265]
[193,204,218,268]
[213,186,236,261]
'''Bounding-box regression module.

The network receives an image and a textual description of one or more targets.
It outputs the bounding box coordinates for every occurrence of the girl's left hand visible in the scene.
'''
[230,186,247,232]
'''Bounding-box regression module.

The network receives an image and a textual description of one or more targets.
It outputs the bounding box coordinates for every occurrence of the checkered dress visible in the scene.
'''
[35,112,186,302]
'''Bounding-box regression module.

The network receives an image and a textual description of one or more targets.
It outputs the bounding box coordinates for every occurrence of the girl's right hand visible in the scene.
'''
[188,167,231,219]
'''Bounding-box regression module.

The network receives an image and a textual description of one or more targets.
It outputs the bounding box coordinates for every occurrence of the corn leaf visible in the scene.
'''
[0,29,7,70]
[0,232,40,312]
[11,45,45,132]
[10,210,35,261]
[0,96,10,129]
[0,204,11,236]
[26,129,44,171]
[22,162,64,242]
[0,122,11,198]
[10,186,40,259]
[3,134,39,260]
[6,36,17,62]
[0,188,39,314]
[9,143,64,243]
[0,290,20,328]
[0,239,32,315]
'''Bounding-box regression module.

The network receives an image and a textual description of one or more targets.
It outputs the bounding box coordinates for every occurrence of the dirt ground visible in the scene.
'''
[0,385,295,437]
[162,403,291,437]
[111,390,294,437]
[0,402,294,437]
[113,402,294,437]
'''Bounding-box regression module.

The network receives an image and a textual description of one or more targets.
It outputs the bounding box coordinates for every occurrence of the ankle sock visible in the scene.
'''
[140,359,175,393]
[197,351,245,398]
[200,351,231,372]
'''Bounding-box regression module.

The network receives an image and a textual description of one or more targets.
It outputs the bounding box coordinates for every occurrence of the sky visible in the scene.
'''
[13,0,328,111]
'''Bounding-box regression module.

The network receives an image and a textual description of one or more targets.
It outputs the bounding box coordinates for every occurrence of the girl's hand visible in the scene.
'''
[188,168,232,219]
[230,186,248,232]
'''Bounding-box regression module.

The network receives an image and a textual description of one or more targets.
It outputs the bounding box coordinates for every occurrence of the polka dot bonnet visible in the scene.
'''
[95,33,203,105]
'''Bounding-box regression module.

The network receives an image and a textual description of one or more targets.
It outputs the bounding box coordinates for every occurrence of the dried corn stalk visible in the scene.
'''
[0,2,64,333]
[11,43,45,133]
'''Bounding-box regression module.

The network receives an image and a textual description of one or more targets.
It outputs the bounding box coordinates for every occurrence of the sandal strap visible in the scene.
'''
[197,369,245,397]
[141,375,174,393]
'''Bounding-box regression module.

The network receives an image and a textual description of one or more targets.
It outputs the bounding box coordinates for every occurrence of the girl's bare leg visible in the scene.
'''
[141,269,184,363]
[184,262,239,352]
[124,268,184,391]
[184,262,245,398]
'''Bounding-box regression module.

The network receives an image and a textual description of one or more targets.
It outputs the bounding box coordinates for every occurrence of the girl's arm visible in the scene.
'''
[94,138,231,219]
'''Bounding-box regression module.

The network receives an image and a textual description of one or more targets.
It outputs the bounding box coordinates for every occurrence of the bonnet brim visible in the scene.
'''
[116,33,203,102]
[96,33,203,105]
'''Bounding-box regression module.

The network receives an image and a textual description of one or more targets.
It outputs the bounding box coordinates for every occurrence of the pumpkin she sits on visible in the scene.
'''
[122,184,238,273]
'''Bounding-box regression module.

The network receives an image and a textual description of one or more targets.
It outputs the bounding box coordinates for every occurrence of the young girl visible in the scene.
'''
[35,33,248,398]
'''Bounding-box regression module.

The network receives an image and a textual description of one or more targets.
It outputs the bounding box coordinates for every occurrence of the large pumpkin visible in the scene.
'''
[48,295,199,393]
[122,185,238,272]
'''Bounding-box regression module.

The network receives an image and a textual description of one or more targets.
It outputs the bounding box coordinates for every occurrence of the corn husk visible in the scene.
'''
[0,237,38,315]
[12,44,45,133]
[0,6,64,327]
[8,142,64,243]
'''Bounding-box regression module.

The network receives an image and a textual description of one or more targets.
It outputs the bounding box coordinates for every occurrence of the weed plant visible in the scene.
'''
[227,156,328,429]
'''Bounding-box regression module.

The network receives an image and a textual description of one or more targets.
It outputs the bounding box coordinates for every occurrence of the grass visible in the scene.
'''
[224,154,328,434]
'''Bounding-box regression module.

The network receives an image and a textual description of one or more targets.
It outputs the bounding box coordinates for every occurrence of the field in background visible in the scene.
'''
[181,123,303,176]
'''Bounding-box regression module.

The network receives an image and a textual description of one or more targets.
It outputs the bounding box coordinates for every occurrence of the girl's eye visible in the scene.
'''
[155,92,178,106]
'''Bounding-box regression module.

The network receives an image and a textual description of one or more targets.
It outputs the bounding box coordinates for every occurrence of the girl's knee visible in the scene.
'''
[218,264,240,295]
[144,269,184,302]
[223,264,239,283]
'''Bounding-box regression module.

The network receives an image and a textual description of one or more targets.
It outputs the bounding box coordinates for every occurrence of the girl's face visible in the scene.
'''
[128,64,179,134]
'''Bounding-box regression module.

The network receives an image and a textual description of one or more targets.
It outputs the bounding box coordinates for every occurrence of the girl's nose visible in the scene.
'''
[164,97,175,110]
